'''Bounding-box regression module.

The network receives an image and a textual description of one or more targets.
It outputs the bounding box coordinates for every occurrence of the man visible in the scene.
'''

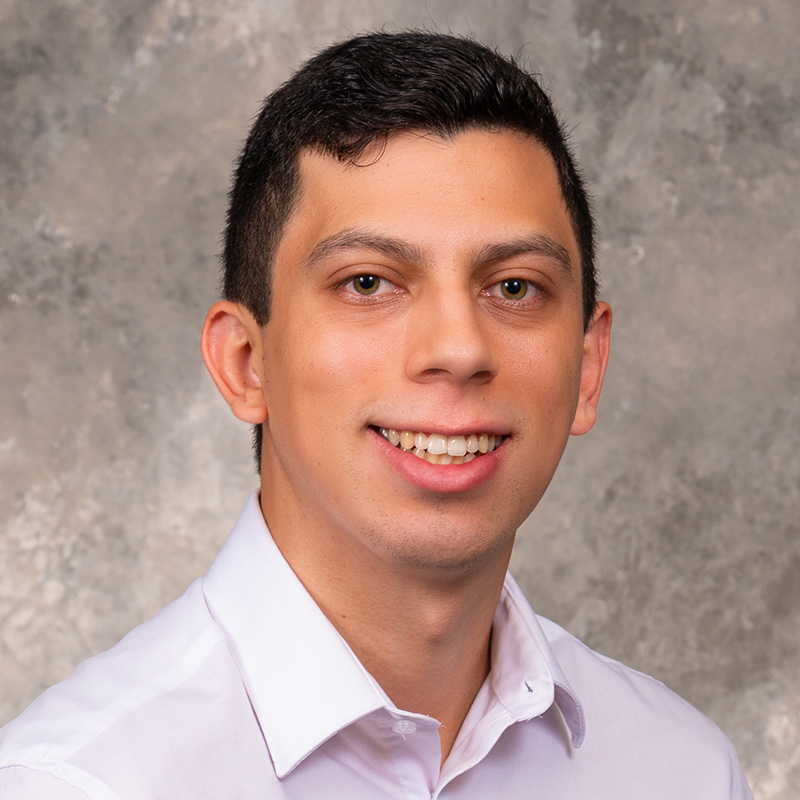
[0,31,752,798]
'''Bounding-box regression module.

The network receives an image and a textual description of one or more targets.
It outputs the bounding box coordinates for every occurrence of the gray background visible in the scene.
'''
[1,0,797,796]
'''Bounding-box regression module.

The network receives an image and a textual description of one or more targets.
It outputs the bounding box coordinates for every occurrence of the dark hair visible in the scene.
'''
[222,30,598,467]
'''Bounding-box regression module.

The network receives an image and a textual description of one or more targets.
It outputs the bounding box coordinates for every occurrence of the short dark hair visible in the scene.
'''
[222,30,598,467]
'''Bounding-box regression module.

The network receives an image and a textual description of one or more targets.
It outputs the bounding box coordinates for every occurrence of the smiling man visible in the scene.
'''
[0,31,752,799]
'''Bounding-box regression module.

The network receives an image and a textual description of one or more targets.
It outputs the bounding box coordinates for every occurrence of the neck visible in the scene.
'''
[261,495,513,764]
[320,563,506,762]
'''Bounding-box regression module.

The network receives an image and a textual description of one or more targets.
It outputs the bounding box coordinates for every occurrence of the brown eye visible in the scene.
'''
[353,275,381,295]
[500,279,528,300]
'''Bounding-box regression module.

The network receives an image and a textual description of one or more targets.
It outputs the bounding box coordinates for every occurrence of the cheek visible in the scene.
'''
[265,314,382,423]
[507,338,584,424]
[304,326,379,395]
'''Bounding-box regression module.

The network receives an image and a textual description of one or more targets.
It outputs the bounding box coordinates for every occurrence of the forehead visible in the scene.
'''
[276,129,577,271]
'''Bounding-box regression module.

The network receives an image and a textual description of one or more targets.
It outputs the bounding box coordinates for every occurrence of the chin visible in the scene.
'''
[363,518,515,576]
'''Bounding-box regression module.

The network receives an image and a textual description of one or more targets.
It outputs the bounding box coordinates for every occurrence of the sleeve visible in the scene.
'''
[0,766,92,799]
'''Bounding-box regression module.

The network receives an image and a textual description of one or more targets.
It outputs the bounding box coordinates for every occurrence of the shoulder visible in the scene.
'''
[539,615,715,730]
[0,580,254,798]
[537,616,753,799]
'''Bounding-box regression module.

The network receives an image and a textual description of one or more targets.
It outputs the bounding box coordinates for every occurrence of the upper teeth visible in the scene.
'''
[379,428,502,463]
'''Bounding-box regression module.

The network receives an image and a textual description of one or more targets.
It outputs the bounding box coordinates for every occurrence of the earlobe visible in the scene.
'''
[200,301,268,425]
[570,302,612,436]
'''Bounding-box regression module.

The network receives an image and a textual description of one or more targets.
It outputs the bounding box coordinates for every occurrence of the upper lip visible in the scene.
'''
[370,423,511,436]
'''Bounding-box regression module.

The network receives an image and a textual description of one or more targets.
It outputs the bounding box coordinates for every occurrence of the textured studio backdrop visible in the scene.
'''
[1,1,798,797]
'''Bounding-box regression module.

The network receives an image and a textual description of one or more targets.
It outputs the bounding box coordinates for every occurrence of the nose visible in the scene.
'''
[405,286,498,384]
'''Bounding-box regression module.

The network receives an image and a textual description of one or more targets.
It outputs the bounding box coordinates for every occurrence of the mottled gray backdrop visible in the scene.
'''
[1,0,798,796]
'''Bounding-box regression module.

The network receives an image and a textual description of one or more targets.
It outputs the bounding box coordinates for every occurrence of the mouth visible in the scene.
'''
[375,427,505,466]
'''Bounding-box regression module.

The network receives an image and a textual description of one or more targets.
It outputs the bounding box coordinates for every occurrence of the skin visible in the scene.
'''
[202,129,611,764]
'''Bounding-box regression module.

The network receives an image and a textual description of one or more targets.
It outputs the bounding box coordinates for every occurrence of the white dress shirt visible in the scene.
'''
[0,493,753,798]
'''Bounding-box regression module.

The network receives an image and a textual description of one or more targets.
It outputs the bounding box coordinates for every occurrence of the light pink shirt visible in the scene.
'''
[0,493,752,798]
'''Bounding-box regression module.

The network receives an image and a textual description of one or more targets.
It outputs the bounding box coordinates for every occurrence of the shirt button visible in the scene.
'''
[392,719,418,735]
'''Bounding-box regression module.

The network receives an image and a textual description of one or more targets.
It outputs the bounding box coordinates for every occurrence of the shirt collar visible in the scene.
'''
[494,573,585,748]
[202,493,387,777]
[202,492,585,777]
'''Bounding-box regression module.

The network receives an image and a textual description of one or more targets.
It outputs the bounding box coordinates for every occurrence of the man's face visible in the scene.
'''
[255,129,608,575]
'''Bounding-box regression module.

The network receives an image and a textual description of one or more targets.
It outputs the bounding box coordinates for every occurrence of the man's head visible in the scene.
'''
[221,31,599,464]
[202,31,612,574]
[203,124,610,573]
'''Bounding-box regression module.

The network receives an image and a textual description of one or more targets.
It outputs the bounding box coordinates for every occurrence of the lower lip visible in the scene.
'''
[371,428,506,494]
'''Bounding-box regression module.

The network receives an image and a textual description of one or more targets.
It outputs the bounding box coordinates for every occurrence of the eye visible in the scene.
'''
[485,278,543,303]
[352,274,381,295]
[499,278,528,300]
[339,273,401,298]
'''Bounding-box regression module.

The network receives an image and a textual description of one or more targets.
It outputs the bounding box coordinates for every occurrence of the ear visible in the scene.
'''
[200,301,268,425]
[570,301,612,436]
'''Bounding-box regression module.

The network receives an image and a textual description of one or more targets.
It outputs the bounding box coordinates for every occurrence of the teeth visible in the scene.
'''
[447,435,467,456]
[427,434,447,455]
[381,427,503,463]
[400,430,416,450]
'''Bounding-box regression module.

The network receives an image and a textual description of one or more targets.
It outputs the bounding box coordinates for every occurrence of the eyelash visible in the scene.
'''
[482,278,546,305]
[338,274,400,298]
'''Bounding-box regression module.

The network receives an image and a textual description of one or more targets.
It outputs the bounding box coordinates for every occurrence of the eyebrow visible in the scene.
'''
[305,228,574,279]
[305,230,424,272]
[473,235,575,280]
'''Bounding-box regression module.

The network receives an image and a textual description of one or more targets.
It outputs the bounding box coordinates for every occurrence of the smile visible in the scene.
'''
[377,427,505,465]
